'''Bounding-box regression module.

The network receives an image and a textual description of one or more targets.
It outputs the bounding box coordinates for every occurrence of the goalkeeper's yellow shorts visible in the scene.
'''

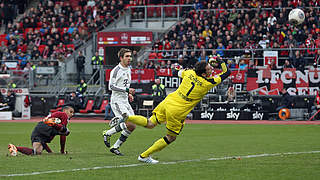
[150,101,185,136]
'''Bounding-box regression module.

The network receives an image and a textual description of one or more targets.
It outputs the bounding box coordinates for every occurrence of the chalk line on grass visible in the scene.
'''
[1,150,320,177]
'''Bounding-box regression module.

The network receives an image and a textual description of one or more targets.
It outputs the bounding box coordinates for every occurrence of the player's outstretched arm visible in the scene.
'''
[219,61,231,81]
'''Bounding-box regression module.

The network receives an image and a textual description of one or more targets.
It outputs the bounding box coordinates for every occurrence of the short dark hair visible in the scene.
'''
[118,48,131,59]
[63,106,74,111]
[194,61,208,76]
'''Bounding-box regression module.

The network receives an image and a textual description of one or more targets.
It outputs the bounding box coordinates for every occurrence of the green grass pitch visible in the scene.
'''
[0,122,320,179]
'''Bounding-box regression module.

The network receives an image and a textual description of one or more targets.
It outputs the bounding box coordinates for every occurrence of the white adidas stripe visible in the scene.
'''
[1,150,320,177]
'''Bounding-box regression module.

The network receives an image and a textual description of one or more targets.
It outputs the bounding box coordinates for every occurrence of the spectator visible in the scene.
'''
[259,35,270,49]
[226,86,236,102]
[177,54,187,68]
[104,96,114,120]
[216,43,226,57]
[0,91,4,103]
[67,22,78,35]
[267,13,277,26]
[31,46,40,60]
[0,63,8,74]
[72,34,83,50]
[75,51,86,83]
[151,78,166,111]
[202,26,212,38]
[8,80,16,89]
[0,90,16,111]
[65,92,83,112]
[187,51,198,68]
[131,50,138,67]
[76,78,87,96]
[239,59,248,70]
[310,90,320,120]
[290,51,306,70]
[91,51,103,83]
[276,88,294,112]
[314,50,320,66]
[87,0,96,7]
[282,59,295,69]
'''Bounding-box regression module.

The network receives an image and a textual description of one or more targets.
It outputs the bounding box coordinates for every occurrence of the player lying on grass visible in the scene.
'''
[8,106,74,156]
[103,58,230,164]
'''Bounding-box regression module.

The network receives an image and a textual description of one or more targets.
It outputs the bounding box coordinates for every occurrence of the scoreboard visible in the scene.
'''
[97,31,153,46]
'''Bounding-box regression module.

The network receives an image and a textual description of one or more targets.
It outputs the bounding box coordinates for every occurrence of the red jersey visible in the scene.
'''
[49,111,69,126]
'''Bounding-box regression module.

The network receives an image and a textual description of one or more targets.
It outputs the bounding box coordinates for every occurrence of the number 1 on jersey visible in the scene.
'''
[186,82,195,96]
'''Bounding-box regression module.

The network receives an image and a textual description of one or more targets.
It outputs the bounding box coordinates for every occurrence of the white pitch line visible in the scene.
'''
[1,150,320,177]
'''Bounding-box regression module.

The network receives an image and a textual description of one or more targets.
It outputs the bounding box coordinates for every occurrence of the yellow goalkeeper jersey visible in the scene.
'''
[153,69,223,121]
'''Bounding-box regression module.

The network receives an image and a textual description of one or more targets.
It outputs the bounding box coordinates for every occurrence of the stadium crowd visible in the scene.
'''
[0,0,319,74]
[146,0,320,70]
[0,0,128,72]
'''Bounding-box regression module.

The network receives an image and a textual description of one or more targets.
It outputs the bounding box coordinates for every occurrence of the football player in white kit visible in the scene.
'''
[102,48,136,156]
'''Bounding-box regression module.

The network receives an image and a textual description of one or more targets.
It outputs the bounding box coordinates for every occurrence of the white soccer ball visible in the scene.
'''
[288,8,305,25]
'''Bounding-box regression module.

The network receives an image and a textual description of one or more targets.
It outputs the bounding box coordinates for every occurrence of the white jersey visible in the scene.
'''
[109,63,131,104]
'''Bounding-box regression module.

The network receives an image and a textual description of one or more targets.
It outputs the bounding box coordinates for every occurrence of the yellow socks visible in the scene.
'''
[140,138,168,158]
[127,115,148,127]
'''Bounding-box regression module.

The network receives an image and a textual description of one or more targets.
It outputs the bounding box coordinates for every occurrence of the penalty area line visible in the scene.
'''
[1,150,320,177]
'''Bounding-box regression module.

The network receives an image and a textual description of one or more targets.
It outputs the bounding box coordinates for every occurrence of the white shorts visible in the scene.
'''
[110,102,134,117]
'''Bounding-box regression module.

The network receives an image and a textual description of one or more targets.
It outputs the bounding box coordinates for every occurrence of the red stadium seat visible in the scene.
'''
[155,7,161,17]
[165,6,176,17]
[93,99,109,113]
[147,7,155,17]
[79,99,95,113]
[50,99,65,113]
[0,34,7,39]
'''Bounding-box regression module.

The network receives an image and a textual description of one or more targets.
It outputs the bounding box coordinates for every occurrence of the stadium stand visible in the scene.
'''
[0,0,319,120]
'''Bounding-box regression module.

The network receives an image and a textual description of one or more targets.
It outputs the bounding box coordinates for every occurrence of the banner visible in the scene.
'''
[264,51,278,67]
[105,69,155,83]
[156,68,172,76]
[36,67,55,74]
[230,70,246,83]
[0,88,30,119]
[0,88,29,95]
[197,110,269,120]
[4,62,18,69]
[247,68,320,95]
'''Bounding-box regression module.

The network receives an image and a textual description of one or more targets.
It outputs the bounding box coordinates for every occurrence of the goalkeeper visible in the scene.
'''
[103,58,230,164]
[8,106,74,156]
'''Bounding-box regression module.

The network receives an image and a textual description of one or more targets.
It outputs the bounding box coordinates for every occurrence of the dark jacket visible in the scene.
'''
[66,94,82,111]
[75,55,85,69]
[4,92,16,111]
[281,92,294,108]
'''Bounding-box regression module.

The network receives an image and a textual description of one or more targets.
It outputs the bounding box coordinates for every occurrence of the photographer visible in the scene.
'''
[0,90,16,111]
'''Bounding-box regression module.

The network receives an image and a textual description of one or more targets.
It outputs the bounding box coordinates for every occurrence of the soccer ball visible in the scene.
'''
[288,8,305,25]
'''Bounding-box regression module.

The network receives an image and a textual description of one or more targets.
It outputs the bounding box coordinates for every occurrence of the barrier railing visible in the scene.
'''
[144,48,320,67]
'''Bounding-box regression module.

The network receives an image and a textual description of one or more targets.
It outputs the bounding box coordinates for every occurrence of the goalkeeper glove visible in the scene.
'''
[209,55,224,67]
